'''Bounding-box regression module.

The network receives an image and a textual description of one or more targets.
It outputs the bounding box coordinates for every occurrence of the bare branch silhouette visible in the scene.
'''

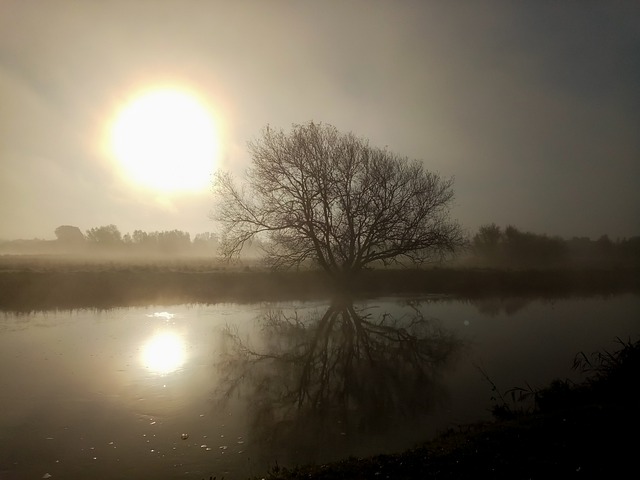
[212,122,464,287]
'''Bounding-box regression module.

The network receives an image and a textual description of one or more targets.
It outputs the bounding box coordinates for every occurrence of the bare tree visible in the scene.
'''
[213,122,464,283]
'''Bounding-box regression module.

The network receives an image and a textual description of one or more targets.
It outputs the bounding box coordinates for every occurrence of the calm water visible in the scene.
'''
[1,295,638,479]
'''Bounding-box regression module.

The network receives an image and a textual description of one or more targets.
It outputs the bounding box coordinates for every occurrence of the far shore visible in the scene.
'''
[1,255,638,312]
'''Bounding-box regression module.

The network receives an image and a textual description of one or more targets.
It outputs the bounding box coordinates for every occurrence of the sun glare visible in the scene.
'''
[108,87,219,192]
[140,331,186,375]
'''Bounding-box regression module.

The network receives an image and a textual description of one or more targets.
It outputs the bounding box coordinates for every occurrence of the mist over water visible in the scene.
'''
[1,295,637,479]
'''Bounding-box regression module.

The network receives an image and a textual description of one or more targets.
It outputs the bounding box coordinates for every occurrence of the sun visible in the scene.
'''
[108,87,219,192]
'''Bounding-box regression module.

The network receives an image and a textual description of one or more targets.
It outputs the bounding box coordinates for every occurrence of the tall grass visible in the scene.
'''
[483,337,640,420]
[0,256,638,312]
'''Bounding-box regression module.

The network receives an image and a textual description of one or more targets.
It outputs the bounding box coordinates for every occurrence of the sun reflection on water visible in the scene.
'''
[148,311,175,320]
[140,331,186,374]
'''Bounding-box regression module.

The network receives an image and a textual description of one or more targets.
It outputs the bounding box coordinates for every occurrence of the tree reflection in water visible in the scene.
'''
[215,299,464,465]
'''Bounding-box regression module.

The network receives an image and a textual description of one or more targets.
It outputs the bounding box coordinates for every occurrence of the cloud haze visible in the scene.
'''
[1,0,639,241]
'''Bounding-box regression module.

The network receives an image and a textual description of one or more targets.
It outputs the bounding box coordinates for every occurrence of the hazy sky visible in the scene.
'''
[1,0,639,241]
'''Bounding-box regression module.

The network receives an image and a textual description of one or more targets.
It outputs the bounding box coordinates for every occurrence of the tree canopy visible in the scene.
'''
[54,225,85,244]
[213,122,464,283]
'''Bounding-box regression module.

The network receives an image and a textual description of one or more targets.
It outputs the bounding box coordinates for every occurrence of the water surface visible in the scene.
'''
[0,295,638,479]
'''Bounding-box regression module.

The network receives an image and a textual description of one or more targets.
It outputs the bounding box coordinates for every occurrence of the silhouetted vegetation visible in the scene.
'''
[0,224,266,257]
[0,220,638,312]
[213,122,464,290]
[2,222,638,273]
[0,266,331,312]
[248,338,640,479]
[468,223,640,268]
[484,337,640,421]
[0,258,637,312]
[54,225,85,244]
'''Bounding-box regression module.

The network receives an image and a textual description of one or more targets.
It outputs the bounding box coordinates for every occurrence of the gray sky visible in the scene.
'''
[1,0,639,241]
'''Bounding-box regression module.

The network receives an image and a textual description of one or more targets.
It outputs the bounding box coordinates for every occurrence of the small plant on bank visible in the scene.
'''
[481,337,640,420]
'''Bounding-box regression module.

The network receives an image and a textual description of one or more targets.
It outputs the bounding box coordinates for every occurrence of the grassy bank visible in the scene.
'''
[246,338,640,479]
[0,255,638,311]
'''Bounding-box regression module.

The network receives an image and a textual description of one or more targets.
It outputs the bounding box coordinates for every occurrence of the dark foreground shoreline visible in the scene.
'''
[0,256,638,311]
[251,402,636,479]
[244,338,639,480]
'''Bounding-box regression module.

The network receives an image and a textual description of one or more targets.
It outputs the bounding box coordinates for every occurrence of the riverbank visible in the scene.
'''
[0,255,638,311]
[250,338,639,479]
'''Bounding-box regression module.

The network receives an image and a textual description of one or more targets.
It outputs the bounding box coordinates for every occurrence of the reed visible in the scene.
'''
[0,255,638,312]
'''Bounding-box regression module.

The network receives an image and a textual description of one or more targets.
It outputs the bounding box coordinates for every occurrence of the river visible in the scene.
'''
[1,294,638,479]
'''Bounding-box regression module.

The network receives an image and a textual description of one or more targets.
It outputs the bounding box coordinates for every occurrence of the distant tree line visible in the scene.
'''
[80,225,225,255]
[0,224,222,256]
[469,224,640,268]
[1,223,638,267]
